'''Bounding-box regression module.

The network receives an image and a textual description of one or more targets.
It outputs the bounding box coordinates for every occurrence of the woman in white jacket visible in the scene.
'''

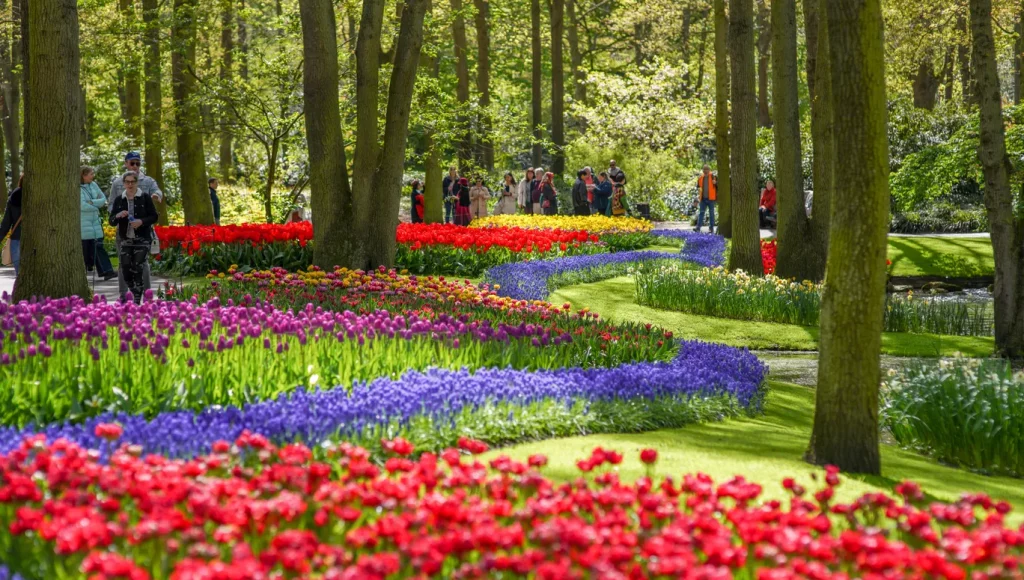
[517,168,536,214]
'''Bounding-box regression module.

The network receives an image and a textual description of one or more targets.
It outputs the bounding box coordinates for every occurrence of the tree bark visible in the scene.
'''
[14,0,89,301]
[172,0,214,225]
[219,0,235,183]
[970,0,1024,357]
[1,0,22,187]
[1015,0,1023,105]
[422,53,443,224]
[800,0,832,281]
[20,0,28,172]
[714,0,732,238]
[695,9,709,93]
[531,0,543,167]
[912,56,939,110]
[263,137,279,223]
[942,44,955,102]
[566,0,586,105]
[806,0,889,475]
[119,0,143,141]
[141,0,166,225]
[474,0,493,170]
[755,0,772,128]
[298,0,354,268]
[550,0,565,175]
[237,0,248,81]
[728,0,761,272]
[682,8,692,88]
[958,14,972,103]
[450,0,472,166]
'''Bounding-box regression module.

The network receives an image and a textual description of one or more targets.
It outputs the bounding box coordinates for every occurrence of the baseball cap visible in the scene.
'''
[125,151,142,162]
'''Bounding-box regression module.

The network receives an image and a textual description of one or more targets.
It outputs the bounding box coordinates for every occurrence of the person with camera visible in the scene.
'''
[109,172,160,303]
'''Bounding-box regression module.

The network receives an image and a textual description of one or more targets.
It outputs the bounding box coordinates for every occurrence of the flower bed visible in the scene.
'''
[472,214,653,234]
[882,357,1024,476]
[0,433,1020,580]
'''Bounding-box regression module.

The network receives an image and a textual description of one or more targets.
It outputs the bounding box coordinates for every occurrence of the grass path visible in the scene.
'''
[552,276,994,357]
[492,382,1024,524]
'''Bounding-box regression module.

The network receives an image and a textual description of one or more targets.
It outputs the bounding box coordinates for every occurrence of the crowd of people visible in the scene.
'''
[421,160,632,226]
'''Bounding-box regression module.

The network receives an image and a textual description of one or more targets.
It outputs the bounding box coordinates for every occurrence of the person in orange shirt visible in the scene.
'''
[759,179,777,229]
[693,165,717,233]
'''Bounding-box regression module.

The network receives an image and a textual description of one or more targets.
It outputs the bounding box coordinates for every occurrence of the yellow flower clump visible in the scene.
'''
[471,214,652,234]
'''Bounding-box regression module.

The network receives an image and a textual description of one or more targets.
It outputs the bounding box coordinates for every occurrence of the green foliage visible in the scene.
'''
[882,358,1024,477]
[884,293,992,336]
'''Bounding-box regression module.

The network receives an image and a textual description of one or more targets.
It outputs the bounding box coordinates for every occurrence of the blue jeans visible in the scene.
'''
[696,199,716,232]
[9,239,18,275]
[444,200,453,224]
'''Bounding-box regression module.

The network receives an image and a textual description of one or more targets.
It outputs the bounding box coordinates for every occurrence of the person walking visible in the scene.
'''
[0,175,23,275]
[108,152,163,297]
[454,177,472,226]
[209,178,222,225]
[693,164,717,233]
[442,166,459,224]
[109,172,160,303]
[469,176,490,220]
[608,160,627,185]
[759,179,777,229]
[541,172,559,215]
[518,168,536,215]
[81,167,117,281]
[410,180,425,223]
[531,167,545,215]
[571,170,590,215]
[593,171,613,216]
[494,172,518,215]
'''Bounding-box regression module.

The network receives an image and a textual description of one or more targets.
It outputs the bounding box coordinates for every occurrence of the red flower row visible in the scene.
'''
[2,428,1022,579]
[155,222,313,251]
[762,239,777,275]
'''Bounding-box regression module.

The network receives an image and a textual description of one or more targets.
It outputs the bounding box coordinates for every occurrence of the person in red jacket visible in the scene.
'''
[759,179,777,229]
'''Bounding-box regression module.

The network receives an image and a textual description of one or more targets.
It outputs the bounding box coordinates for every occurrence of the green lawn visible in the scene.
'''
[887,236,994,278]
[552,276,995,357]
[492,381,1024,524]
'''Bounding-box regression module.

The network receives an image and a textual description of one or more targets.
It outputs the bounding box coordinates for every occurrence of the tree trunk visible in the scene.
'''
[958,14,972,103]
[0,112,6,199]
[695,10,709,93]
[119,0,143,141]
[219,0,235,183]
[729,0,761,273]
[172,0,214,225]
[806,0,889,475]
[264,137,279,223]
[237,0,248,81]
[14,0,89,301]
[141,0,166,225]
[298,0,354,268]
[912,56,939,110]
[531,0,543,166]
[474,0,493,170]
[450,0,472,166]
[714,0,732,238]
[1015,1,1023,105]
[970,0,1024,358]
[942,44,955,102]
[801,0,833,281]
[566,0,586,105]
[550,0,565,175]
[756,0,772,128]
[20,0,27,172]
[633,22,649,67]
[772,0,817,281]
[0,0,21,187]
[682,8,692,88]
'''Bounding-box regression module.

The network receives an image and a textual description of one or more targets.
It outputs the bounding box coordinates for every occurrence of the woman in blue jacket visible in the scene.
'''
[81,167,116,280]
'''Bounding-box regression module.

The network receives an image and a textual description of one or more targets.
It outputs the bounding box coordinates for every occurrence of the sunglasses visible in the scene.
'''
[127,161,140,167]
[124,180,137,185]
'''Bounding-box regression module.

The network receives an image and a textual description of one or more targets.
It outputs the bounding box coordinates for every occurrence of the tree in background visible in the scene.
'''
[531,0,544,167]
[473,0,493,170]
[969,0,1024,358]
[728,0,762,274]
[451,0,472,166]
[118,0,143,142]
[0,0,22,190]
[755,0,771,128]
[141,0,167,224]
[14,0,90,301]
[713,0,731,238]
[807,0,890,475]
[550,0,566,175]
[219,0,235,183]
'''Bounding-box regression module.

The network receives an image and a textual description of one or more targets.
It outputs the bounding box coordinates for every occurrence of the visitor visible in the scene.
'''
[583,167,595,212]
[109,171,159,303]
[469,176,490,219]
[608,160,627,185]
[610,183,630,217]
[494,172,518,215]
[759,179,777,229]
[693,164,717,233]
[0,175,23,275]
[571,169,590,216]
[593,171,613,215]
[454,177,472,226]
[108,152,163,298]
[541,172,559,215]
[410,179,425,223]
[531,167,545,215]
[442,166,459,224]
[518,168,536,214]
[80,167,116,281]
[209,178,222,225]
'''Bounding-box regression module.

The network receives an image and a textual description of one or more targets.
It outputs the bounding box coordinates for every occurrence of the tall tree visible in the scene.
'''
[714,0,732,238]
[141,0,167,225]
[1015,2,1023,105]
[0,0,21,187]
[970,0,1024,357]
[566,0,586,105]
[14,0,89,301]
[912,56,939,110]
[806,0,890,475]
[957,14,972,103]
[219,0,235,183]
[531,0,543,166]
[728,0,762,273]
[550,0,565,175]
[119,0,143,141]
[422,54,444,224]
[172,0,214,225]
[755,0,771,128]
[473,0,493,170]
[450,0,472,166]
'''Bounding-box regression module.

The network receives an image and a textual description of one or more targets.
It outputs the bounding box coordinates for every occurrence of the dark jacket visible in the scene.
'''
[457,184,471,207]
[571,178,588,208]
[593,180,613,213]
[210,187,221,222]
[542,183,558,215]
[0,187,22,241]
[531,179,543,204]
[442,176,457,204]
[411,189,424,223]
[109,193,160,242]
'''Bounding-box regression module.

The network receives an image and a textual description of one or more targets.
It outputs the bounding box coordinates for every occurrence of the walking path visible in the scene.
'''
[0,268,172,302]
[653,221,990,240]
